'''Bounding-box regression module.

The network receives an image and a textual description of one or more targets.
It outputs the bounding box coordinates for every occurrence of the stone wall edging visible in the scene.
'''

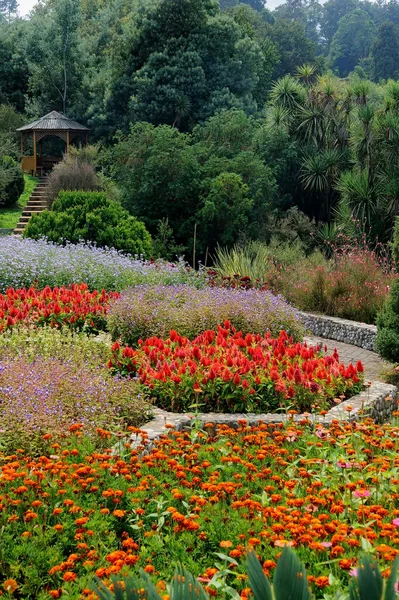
[300,311,377,351]
[128,381,398,450]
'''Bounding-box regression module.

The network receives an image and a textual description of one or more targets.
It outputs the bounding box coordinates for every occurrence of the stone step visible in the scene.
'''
[25,201,47,207]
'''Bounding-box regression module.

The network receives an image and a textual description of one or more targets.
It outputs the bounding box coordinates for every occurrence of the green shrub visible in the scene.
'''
[0,155,24,207]
[24,191,153,256]
[376,219,399,361]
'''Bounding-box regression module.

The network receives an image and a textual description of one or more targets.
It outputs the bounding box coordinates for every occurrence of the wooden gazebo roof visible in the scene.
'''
[17,111,89,132]
[17,111,89,176]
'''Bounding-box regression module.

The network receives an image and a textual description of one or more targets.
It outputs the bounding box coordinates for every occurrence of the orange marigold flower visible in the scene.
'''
[63,572,77,582]
[314,576,329,588]
[220,540,233,548]
[113,510,126,518]
[3,579,18,593]
[144,565,155,574]
[49,591,62,599]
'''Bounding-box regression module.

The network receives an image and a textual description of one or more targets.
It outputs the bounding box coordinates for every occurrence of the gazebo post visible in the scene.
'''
[85,133,88,148]
[33,131,37,176]
[17,112,89,174]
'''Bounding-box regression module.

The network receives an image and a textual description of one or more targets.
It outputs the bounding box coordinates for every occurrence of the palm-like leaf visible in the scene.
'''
[296,64,317,86]
[336,169,380,226]
[273,546,310,600]
[270,76,307,111]
[300,149,341,193]
[246,550,272,600]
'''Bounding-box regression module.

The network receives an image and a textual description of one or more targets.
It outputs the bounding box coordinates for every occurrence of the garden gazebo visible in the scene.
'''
[17,111,89,176]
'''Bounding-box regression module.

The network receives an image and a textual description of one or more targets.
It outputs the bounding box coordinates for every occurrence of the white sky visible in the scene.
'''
[18,0,283,17]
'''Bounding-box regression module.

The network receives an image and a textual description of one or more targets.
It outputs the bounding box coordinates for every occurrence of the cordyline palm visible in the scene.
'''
[383,80,399,114]
[351,104,376,172]
[296,63,317,86]
[336,168,382,232]
[296,102,326,147]
[300,148,342,221]
[374,113,399,169]
[269,75,307,111]
[263,104,291,131]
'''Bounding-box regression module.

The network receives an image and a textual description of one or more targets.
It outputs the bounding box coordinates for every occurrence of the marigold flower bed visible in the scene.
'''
[2,420,399,599]
[109,324,364,413]
[0,284,119,333]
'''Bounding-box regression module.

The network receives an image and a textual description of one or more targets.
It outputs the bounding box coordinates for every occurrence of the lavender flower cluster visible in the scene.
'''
[107,284,305,346]
[0,237,205,292]
[0,355,151,453]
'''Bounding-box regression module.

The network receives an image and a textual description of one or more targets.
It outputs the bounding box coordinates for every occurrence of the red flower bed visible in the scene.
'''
[0,284,119,333]
[109,322,364,413]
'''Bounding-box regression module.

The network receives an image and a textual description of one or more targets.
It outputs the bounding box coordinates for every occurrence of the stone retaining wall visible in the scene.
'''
[300,311,377,351]
[129,381,398,449]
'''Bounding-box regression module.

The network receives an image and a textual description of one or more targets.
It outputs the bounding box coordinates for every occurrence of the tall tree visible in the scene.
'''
[329,9,377,77]
[26,0,81,115]
[0,0,18,23]
[371,21,399,81]
[320,0,358,48]
[106,0,264,131]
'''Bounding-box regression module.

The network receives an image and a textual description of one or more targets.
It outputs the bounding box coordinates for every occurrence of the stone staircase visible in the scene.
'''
[14,177,49,236]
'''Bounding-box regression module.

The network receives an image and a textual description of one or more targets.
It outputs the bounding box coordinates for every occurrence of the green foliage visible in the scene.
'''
[92,550,399,600]
[329,9,377,77]
[371,22,399,82]
[0,174,38,228]
[376,219,399,362]
[24,191,153,256]
[106,115,277,257]
[0,155,24,208]
[46,153,101,205]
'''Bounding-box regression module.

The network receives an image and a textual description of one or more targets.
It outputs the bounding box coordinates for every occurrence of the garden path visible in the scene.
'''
[305,336,392,382]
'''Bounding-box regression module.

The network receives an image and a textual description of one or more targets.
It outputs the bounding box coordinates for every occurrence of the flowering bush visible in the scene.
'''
[1,419,399,598]
[0,284,119,333]
[108,324,363,413]
[107,285,304,347]
[210,240,396,324]
[0,355,151,453]
[0,237,205,292]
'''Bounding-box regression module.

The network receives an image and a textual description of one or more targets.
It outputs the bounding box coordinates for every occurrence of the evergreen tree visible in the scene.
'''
[371,21,399,81]
[329,9,377,77]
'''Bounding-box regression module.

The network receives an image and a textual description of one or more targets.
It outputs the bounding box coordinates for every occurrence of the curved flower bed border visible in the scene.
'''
[300,312,377,351]
[129,381,399,450]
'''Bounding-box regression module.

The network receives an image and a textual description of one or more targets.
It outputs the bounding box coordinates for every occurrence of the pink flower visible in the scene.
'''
[350,568,358,577]
[353,489,370,498]
[337,461,352,468]
[392,518,399,527]
[320,542,332,548]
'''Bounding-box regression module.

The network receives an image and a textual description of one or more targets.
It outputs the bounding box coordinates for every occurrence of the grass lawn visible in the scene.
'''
[0,174,39,230]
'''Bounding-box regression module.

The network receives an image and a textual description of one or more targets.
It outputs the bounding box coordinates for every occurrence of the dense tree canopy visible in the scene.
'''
[3,0,399,259]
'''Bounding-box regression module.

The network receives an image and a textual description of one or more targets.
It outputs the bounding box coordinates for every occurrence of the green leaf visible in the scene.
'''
[247,549,273,600]
[273,546,310,600]
[214,552,239,565]
[384,554,399,600]
[170,565,209,600]
[357,556,383,600]
[361,537,374,553]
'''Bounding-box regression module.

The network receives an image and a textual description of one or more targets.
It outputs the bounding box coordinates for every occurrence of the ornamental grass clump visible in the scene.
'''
[0,236,205,292]
[0,355,151,453]
[109,323,363,412]
[107,284,304,346]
